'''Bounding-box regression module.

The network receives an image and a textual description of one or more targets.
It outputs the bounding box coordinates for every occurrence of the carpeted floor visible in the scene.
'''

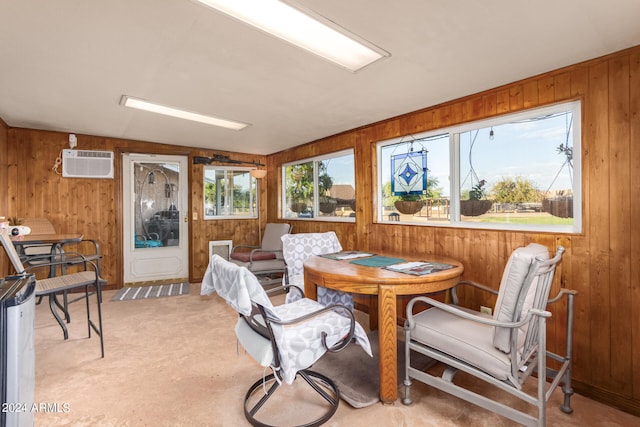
[32,283,640,426]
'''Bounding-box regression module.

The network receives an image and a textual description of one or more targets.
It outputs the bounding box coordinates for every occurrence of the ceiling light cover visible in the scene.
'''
[250,169,267,179]
[120,95,249,131]
[194,0,389,72]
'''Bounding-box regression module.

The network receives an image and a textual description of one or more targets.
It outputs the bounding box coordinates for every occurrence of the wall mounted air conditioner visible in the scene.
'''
[62,149,114,178]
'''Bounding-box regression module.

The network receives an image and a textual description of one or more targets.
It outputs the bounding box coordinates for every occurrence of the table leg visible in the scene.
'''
[378,284,398,403]
[368,296,378,331]
[303,270,318,301]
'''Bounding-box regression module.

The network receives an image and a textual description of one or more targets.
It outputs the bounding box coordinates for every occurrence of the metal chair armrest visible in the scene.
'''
[547,288,577,305]
[24,252,100,275]
[451,279,499,305]
[269,303,356,353]
[405,295,546,330]
[231,244,259,253]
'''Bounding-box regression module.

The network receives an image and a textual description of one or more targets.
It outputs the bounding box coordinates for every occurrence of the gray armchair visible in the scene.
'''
[229,223,290,285]
[403,243,575,426]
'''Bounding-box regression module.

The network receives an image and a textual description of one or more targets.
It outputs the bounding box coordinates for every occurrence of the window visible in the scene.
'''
[377,101,582,233]
[282,150,355,220]
[203,167,257,219]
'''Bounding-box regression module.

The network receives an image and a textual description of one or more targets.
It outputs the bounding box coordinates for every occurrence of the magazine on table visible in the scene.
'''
[384,261,454,276]
[321,251,375,260]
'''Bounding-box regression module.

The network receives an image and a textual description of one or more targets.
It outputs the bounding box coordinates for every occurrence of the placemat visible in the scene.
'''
[349,255,405,267]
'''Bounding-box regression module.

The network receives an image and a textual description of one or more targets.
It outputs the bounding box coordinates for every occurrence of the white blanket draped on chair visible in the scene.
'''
[281,231,354,309]
[202,254,372,384]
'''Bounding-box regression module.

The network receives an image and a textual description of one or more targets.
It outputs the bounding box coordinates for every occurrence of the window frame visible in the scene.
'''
[280,149,356,222]
[203,166,258,220]
[376,100,582,234]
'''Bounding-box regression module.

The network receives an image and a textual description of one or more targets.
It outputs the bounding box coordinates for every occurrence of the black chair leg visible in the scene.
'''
[243,370,339,427]
[48,294,69,340]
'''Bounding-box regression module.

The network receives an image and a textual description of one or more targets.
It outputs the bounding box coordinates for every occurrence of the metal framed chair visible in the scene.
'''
[229,223,291,286]
[0,228,105,358]
[202,254,371,427]
[18,217,102,279]
[403,243,575,426]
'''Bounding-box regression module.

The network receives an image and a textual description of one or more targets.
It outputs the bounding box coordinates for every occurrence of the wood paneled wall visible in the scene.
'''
[1,130,266,286]
[267,46,640,415]
[0,118,8,275]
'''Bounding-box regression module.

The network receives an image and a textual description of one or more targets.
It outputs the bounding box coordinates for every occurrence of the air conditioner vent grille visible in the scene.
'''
[76,150,112,159]
[62,149,114,179]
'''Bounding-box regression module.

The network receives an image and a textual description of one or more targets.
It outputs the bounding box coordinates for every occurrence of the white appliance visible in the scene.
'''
[0,274,36,427]
[62,149,114,178]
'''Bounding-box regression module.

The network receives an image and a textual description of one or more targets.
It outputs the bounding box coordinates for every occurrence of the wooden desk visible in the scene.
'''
[304,254,463,404]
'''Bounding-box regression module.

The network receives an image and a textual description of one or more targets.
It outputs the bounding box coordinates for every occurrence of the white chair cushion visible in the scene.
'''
[235,317,274,367]
[411,307,512,381]
[492,243,549,353]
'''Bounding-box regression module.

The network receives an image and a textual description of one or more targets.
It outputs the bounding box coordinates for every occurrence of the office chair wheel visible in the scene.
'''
[243,370,339,427]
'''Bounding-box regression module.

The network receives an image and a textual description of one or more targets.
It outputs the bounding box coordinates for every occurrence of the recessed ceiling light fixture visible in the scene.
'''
[120,95,249,131]
[193,0,389,72]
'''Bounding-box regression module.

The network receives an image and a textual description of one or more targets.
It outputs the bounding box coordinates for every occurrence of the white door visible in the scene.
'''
[123,153,189,285]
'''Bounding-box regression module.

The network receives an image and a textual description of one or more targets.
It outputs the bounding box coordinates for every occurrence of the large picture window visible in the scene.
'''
[377,101,582,233]
[282,150,355,220]
[203,167,257,219]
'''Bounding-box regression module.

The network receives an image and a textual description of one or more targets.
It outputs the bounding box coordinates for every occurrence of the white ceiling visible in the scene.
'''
[1,0,639,155]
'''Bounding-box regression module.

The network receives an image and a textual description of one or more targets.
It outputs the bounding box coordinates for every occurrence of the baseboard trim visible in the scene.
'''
[564,379,640,417]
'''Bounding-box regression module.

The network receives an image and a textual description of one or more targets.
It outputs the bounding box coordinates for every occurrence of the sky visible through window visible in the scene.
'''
[379,111,574,199]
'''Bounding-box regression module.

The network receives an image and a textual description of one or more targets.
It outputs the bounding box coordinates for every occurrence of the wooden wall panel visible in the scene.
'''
[609,56,632,393]
[265,46,640,415]
[0,119,8,276]
[2,129,266,288]
[631,50,640,401]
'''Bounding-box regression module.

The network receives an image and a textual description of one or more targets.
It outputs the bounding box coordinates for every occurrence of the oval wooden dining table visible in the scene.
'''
[304,253,464,404]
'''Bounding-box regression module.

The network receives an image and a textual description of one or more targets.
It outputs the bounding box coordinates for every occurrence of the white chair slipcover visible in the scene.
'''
[281,231,354,310]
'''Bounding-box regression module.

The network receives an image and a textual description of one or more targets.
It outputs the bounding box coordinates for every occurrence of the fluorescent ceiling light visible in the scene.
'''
[120,95,249,131]
[194,0,389,72]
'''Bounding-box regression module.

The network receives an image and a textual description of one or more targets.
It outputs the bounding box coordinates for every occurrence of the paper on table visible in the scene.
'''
[384,261,454,276]
[385,261,426,270]
[320,251,375,261]
[335,251,375,260]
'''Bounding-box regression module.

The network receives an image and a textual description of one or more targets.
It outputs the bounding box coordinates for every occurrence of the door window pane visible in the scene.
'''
[134,162,180,248]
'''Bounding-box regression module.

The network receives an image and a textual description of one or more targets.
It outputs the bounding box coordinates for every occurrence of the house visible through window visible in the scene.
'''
[282,150,355,220]
[377,101,582,233]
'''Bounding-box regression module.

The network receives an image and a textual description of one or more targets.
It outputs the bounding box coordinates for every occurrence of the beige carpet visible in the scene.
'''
[32,283,640,426]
